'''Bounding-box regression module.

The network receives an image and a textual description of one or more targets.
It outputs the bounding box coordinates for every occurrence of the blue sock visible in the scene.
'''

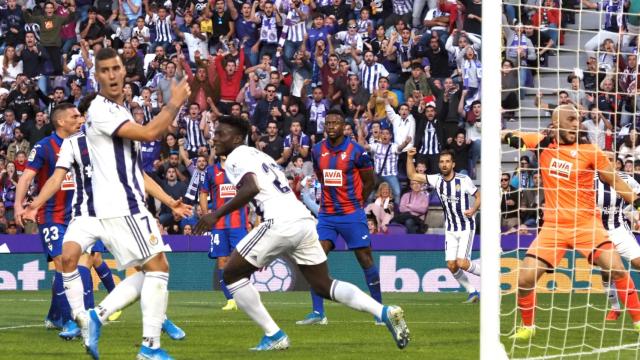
[54,272,72,323]
[311,288,324,316]
[95,262,115,293]
[364,265,382,303]
[218,269,233,300]
[78,266,94,309]
[47,280,59,321]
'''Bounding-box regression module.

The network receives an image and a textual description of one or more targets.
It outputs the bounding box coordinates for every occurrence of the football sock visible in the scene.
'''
[95,271,145,323]
[228,278,280,336]
[330,280,384,320]
[54,272,73,323]
[47,280,59,321]
[467,262,481,276]
[602,279,620,310]
[453,269,477,293]
[219,269,232,300]
[78,265,94,309]
[613,274,640,323]
[518,291,536,327]
[95,262,116,293]
[62,269,85,319]
[311,288,325,315]
[141,272,169,350]
[363,265,382,303]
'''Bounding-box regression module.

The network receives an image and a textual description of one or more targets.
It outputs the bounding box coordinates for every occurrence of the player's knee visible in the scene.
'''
[517,274,536,291]
[447,261,458,273]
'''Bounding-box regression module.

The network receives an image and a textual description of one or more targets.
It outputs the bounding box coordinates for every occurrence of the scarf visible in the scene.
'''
[185,167,206,203]
[463,57,482,88]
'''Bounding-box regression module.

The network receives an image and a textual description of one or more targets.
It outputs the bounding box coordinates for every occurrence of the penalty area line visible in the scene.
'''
[512,342,640,360]
[0,324,42,331]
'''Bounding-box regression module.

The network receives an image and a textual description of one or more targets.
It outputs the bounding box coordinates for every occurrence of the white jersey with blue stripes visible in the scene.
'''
[56,132,96,218]
[85,95,146,218]
[427,172,477,232]
[596,171,640,231]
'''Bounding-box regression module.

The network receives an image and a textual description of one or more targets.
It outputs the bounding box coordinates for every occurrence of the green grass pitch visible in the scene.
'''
[0,291,479,359]
[501,293,640,359]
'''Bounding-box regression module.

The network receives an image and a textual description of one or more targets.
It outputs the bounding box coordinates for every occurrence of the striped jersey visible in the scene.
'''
[55,132,96,217]
[311,137,373,216]
[224,145,312,221]
[146,13,173,42]
[391,0,412,15]
[181,115,207,153]
[200,163,249,230]
[596,172,640,230]
[358,62,389,94]
[427,173,477,231]
[85,94,146,218]
[26,133,74,225]
[419,119,440,155]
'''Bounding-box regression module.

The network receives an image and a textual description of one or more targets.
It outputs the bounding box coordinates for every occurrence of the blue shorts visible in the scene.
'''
[91,240,107,253]
[38,223,67,262]
[208,228,248,259]
[317,211,370,250]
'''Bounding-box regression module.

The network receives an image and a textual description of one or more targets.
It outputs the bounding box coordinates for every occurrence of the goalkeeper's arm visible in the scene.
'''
[501,130,524,149]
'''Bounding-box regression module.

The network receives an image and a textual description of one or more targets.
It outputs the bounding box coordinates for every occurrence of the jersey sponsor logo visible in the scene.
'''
[219,184,237,198]
[61,173,75,191]
[549,158,572,180]
[323,169,343,187]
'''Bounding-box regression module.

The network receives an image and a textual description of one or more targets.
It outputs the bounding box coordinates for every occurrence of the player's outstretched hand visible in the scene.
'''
[194,214,218,235]
[169,78,191,107]
[171,198,193,219]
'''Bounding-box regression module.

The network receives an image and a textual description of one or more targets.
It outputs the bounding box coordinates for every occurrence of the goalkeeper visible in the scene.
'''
[503,104,640,340]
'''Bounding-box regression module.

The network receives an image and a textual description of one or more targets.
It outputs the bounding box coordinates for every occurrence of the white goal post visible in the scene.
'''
[481,1,509,359]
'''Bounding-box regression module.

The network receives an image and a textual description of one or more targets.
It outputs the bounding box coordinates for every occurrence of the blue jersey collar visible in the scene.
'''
[325,137,349,152]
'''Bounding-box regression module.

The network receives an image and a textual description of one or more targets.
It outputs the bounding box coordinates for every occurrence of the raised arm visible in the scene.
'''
[406,148,428,183]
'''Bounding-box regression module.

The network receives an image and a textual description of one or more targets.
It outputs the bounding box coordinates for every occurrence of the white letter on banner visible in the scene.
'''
[18,260,45,290]
[423,269,461,292]
[380,255,419,292]
[0,271,17,290]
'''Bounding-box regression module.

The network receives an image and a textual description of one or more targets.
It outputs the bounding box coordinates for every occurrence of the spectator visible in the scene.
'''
[0,0,25,48]
[305,86,330,142]
[445,130,471,176]
[282,119,310,165]
[520,172,543,229]
[1,46,23,84]
[414,102,444,174]
[500,173,519,231]
[365,181,395,233]
[1,162,18,220]
[159,166,188,225]
[0,109,19,147]
[252,83,283,134]
[510,155,536,189]
[356,50,390,94]
[23,111,53,147]
[367,215,378,235]
[368,77,397,122]
[257,120,285,164]
[79,7,106,48]
[392,180,429,234]
[180,53,218,112]
[6,128,30,163]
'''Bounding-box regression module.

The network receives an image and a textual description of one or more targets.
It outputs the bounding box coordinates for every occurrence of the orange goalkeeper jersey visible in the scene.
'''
[516,132,611,226]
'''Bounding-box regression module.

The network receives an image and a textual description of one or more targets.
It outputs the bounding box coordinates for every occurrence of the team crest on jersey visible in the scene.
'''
[549,158,572,179]
[149,234,158,245]
[61,173,75,191]
[323,169,342,186]
[455,183,461,192]
[28,148,38,162]
[219,184,237,198]
[341,152,347,160]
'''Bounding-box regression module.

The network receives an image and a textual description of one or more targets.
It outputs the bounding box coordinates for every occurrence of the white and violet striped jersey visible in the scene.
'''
[427,172,477,232]
[596,171,640,230]
[85,95,146,218]
[55,132,96,218]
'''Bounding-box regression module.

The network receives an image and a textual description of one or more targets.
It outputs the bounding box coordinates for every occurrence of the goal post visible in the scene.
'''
[480,1,509,360]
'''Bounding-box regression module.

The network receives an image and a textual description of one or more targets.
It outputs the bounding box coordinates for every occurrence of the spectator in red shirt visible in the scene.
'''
[215,45,245,113]
[530,0,560,47]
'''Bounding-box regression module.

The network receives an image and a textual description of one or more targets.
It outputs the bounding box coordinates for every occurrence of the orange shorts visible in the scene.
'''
[526,223,611,269]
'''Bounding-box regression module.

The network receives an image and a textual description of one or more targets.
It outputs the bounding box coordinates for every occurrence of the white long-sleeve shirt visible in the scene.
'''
[385,104,415,152]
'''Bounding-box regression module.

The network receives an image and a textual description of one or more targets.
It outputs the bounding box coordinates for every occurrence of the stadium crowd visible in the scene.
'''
[500,0,640,234]
[0,0,490,236]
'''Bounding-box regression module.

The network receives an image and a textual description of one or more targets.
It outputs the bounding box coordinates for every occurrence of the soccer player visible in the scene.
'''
[60,47,189,359]
[502,105,640,340]
[595,166,640,321]
[407,148,481,302]
[297,109,380,325]
[194,117,410,351]
[13,102,86,339]
[199,155,249,311]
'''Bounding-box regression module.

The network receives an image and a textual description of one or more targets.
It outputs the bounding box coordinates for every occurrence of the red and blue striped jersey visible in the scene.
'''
[200,163,249,230]
[26,133,73,225]
[311,137,373,216]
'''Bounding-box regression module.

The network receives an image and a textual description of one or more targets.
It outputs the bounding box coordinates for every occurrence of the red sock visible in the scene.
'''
[613,274,640,323]
[518,291,536,327]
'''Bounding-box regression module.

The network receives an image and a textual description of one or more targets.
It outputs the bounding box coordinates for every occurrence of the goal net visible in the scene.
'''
[495,1,640,359]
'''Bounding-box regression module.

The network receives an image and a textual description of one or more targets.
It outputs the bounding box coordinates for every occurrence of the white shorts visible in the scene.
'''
[445,229,475,261]
[98,209,165,270]
[608,225,640,262]
[64,216,102,253]
[236,217,327,268]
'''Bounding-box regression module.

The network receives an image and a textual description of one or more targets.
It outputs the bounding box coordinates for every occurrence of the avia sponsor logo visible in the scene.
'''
[323,169,343,187]
[219,184,237,198]
[61,172,75,191]
[549,158,572,180]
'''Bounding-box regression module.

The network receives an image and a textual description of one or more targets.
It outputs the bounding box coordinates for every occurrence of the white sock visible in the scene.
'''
[141,272,169,350]
[62,269,85,319]
[453,269,476,293]
[228,278,280,336]
[330,280,384,320]
[602,279,621,310]
[467,261,481,276]
[95,271,145,323]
